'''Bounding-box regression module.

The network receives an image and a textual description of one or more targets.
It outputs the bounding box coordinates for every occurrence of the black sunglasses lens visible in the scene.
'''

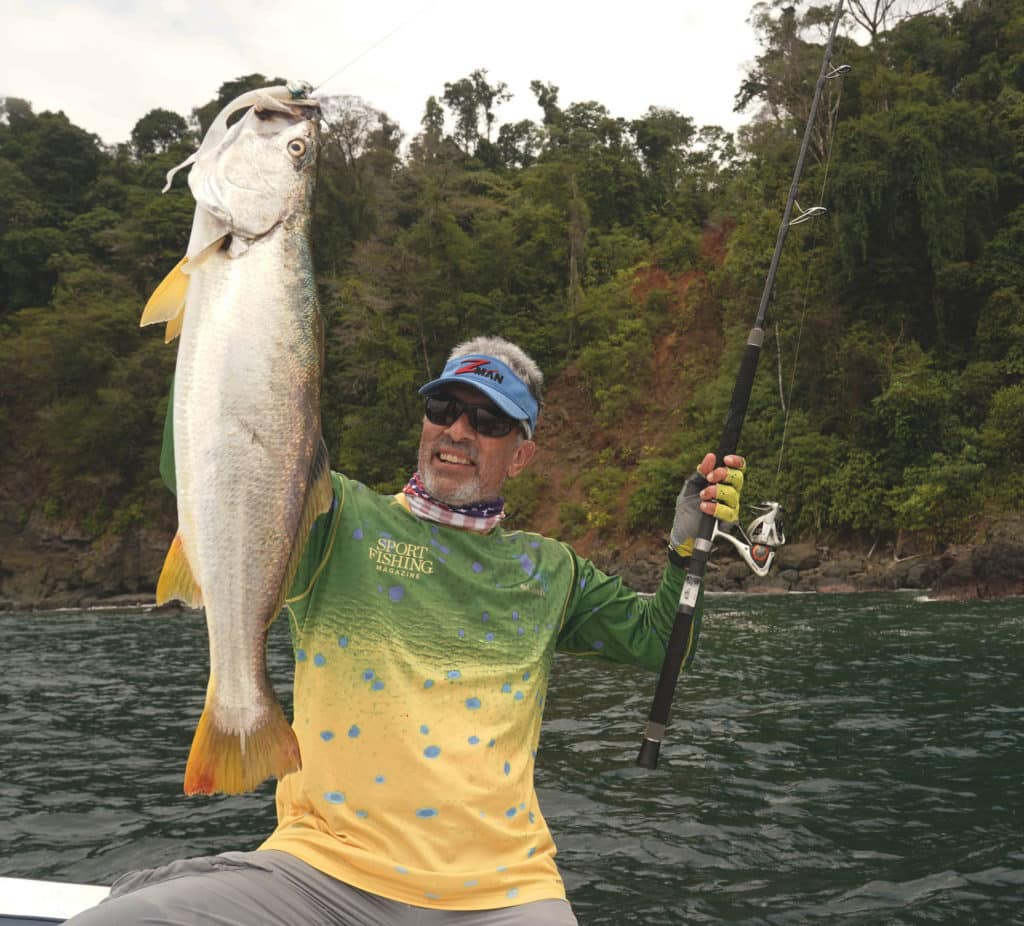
[424,396,456,426]
[424,396,516,437]
[469,406,514,437]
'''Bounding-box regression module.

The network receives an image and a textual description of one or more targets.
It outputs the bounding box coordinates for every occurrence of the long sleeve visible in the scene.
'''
[555,550,702,673]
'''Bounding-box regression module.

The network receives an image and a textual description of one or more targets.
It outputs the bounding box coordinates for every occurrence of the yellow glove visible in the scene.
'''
[670,454,746,558]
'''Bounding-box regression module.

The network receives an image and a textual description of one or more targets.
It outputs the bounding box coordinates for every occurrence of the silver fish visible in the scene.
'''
[141,84,331,795]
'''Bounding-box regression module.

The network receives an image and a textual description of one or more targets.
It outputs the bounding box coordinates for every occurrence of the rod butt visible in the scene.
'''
[636,737,661,770]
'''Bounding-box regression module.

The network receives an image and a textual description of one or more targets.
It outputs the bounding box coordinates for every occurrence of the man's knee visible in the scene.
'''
[63,852,279,926]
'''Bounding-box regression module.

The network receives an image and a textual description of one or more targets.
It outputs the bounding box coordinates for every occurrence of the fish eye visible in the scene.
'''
[288,139,306,157]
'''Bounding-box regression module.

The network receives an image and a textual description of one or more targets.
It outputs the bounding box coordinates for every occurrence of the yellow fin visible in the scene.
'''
[163,309,184,343]
[184,685,301,795]
[273,439,333,626]
[155,532,202,608]
[140,257,189,342]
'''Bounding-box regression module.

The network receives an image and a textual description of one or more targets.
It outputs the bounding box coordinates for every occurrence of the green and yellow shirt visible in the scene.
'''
[260,472,693,910]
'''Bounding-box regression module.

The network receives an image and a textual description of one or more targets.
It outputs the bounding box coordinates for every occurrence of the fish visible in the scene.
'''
[140,83,332,795]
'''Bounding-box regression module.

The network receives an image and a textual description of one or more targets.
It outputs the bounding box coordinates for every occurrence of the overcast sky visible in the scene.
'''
[3,1,763,147]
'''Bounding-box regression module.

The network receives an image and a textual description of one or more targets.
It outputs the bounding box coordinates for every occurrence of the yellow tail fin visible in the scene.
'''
[155,532,202,607]
[183,698,301,795]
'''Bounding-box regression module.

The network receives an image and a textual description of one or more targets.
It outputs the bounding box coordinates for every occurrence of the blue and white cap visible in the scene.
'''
[419,354,540,438]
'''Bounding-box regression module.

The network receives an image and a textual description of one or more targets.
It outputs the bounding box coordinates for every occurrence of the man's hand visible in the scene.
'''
[670,453,746,558]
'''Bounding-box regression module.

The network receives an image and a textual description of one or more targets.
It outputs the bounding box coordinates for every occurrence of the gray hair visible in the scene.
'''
[447,335,544,408]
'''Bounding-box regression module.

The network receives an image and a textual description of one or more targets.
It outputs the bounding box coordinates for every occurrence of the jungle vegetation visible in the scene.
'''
[1,0,1021,557]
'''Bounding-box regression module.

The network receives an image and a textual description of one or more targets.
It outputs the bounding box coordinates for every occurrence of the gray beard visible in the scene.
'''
[419,464,485,507]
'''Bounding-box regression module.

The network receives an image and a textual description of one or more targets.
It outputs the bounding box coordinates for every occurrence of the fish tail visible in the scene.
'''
[183,700,301,796]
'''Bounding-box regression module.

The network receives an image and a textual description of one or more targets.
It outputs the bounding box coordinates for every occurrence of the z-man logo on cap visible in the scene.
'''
[455,358,504,384]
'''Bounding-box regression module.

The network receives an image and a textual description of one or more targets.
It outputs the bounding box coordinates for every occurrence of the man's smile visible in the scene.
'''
[433,441,477,468]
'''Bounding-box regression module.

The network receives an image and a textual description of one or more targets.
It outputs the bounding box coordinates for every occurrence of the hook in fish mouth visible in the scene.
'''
[287,80,314,99]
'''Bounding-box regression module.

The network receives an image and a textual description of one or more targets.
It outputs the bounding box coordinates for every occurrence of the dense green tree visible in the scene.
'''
[130,108,192,157]
[0,100,104,220]
[441,69,512,155]
[2,0,1023,559]
[314,96,402,275]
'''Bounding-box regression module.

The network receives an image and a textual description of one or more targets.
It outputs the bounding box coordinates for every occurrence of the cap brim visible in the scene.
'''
[419,375,531,425]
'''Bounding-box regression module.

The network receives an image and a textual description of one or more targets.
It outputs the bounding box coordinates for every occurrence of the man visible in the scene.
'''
[67,335,744,926]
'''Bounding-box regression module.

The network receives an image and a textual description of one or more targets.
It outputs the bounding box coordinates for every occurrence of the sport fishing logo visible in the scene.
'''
[368,537,436,580]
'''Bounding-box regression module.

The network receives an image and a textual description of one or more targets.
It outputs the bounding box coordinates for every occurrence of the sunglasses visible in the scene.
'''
[424,395,520,438]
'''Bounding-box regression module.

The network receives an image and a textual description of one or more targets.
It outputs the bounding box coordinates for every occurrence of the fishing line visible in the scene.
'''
[313,3,436,95]
[773,61,848,489]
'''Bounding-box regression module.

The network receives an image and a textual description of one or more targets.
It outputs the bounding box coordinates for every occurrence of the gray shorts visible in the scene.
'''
[63,849,579,926]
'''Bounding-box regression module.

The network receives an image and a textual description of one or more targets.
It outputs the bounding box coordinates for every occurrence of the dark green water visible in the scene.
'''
[1,593,1022,924]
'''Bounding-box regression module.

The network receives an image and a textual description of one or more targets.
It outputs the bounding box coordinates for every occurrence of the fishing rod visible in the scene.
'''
[636,0,847,770]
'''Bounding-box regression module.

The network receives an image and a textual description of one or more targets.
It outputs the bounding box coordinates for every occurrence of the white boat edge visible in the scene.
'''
[0,876,110,921]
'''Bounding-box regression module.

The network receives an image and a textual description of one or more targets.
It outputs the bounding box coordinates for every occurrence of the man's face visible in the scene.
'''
[417,383,537,506]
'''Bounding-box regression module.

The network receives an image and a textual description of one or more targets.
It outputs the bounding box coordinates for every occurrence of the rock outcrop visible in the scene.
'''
[2,515,1021,610]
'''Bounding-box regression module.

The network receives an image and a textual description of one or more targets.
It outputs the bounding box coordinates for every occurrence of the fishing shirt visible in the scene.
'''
[260,472,693,910]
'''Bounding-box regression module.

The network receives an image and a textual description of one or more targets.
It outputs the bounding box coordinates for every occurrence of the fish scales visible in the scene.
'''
[142,86,330,795]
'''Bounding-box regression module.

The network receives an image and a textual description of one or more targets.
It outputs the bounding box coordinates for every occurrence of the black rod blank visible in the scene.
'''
[636,0,847,770]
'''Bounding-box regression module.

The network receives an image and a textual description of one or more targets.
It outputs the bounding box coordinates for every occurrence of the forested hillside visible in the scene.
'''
[1,0,1022,604]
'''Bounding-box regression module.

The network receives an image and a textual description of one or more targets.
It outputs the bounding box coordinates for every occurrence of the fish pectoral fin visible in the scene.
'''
[273,438,333,627]
[155,532,203,607]
[184,686,301,795]
[309,437,334,518]
[140,257,189,342]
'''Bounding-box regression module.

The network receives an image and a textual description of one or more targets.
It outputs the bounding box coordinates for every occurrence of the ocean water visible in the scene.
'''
[1,593,1021,924]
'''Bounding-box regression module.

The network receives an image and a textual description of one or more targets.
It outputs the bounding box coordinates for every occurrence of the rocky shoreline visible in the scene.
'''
[585,520,1024,604]
[2,515,1023,611]
[702,539,1024,600]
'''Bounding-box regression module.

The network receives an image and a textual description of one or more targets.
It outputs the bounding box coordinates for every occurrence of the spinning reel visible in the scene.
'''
[712,502,786,577]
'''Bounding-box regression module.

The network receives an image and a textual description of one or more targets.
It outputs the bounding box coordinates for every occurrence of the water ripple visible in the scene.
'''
[2,593,1023,923]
